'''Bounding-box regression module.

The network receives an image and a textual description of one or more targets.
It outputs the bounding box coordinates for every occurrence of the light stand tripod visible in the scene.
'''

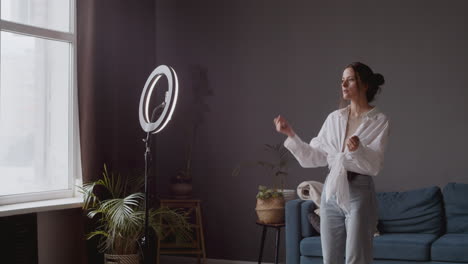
[138,65,179,264]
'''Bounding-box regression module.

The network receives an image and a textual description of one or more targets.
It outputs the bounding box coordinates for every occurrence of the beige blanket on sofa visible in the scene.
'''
[297,181,323,215]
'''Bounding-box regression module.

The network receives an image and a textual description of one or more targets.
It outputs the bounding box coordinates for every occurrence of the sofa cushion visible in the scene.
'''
[300,236,322,257]
[431,233,468,262]
[376,186,443,234]
[443,182,468,233]
[431,263,464,264]
[300,256,324,264]
[373,233,439,261]
[300,233,439,261]
[373,261,432,264]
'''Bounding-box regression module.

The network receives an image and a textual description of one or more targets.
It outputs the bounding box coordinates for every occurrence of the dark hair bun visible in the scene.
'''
[372,73,385,86]
[346,62,385,103]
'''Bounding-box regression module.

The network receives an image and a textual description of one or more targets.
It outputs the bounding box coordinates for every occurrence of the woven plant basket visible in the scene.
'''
[104,253,140,264]
[255,197,285,224]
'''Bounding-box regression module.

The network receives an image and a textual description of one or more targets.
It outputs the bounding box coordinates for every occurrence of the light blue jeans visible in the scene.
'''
[320,173,378,264]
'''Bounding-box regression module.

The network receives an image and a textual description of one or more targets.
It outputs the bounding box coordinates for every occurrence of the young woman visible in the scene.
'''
[274,62,389,264]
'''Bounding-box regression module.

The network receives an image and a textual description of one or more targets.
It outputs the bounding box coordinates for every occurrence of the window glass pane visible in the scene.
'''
[1,0,70,32]
[0,31,70,196]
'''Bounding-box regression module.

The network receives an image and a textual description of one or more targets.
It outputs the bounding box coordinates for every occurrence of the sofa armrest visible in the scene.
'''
[286,199,320,264]
[286,199,304,264]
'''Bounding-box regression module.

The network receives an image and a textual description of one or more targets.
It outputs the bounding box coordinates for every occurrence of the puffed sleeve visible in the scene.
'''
[343,118,390,176]
[283,115,330,168]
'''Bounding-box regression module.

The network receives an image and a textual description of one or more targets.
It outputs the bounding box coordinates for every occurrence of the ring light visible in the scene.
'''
[139,65,179,133]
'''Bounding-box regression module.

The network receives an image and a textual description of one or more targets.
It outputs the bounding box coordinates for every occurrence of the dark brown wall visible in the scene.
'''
[153,0,468,262]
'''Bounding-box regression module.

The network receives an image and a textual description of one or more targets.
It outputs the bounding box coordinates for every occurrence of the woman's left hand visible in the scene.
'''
[347,136,360,152]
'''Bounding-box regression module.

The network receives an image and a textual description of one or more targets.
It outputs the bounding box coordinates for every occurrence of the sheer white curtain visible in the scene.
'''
[0,0,81,205]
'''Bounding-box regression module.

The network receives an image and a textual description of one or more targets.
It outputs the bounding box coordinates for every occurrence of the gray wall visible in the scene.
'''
[154,0,468,262]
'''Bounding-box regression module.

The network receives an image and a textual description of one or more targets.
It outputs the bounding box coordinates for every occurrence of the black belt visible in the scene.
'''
[347,171,366,181]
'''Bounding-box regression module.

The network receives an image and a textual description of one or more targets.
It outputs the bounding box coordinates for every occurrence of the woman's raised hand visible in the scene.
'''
[274,115,295,137]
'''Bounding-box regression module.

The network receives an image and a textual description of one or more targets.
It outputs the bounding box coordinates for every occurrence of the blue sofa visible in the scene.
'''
[285,182,468,264]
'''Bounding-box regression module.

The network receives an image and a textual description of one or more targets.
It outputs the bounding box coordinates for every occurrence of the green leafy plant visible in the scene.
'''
[256,185,284,200]
[233,143,292,191]
[80,164,191,255]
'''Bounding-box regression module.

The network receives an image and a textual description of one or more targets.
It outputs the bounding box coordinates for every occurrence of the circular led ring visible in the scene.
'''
[139,65,179,133]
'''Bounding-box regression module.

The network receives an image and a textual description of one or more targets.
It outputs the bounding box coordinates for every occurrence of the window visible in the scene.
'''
[0,0,80,206]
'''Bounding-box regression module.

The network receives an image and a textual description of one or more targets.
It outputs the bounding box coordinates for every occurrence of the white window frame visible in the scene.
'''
[0,0,82,207]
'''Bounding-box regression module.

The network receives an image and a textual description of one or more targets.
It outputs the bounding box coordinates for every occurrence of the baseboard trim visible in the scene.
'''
[160,255,276,264]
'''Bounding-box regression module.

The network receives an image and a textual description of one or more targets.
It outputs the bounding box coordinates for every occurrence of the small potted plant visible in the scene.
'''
[80,165,191,264]
[259,143,295,201]
[170,65,213,198]
[255,185,285,224]
[233,143,295,224]
[170,151,193,198]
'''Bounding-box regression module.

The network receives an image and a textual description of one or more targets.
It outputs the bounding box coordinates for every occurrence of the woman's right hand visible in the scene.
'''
[274,115,295,137]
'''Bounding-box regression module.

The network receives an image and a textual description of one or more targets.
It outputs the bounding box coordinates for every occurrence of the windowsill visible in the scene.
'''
[0,197,83,217]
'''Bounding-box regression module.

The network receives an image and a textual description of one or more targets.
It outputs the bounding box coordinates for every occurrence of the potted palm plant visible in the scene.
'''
[80,165,191,264]
[233,143,295,224]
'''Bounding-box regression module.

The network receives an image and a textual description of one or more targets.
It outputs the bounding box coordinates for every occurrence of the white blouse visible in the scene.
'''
[284,105,390,213]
